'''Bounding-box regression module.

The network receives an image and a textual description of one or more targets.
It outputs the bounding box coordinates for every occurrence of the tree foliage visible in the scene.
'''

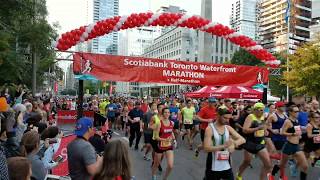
[231,48,265,67]
[0,0,61,91]
[283,36,320,96]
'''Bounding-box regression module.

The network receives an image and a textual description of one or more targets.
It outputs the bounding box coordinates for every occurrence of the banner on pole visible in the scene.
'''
[73,53,269,87]
[57,110,94,124]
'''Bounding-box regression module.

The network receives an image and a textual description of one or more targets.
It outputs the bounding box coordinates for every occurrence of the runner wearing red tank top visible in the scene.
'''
[151,107,176,180]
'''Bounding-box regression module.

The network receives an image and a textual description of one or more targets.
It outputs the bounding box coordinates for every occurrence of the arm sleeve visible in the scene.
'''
[82,144,97,166]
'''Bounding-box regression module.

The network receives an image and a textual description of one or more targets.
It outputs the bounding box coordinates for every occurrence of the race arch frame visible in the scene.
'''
[54,12,280,67]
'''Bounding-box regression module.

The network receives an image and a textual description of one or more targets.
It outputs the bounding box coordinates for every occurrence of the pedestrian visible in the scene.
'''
[151,107,176,180]
[203,107,245,180]
[128,102,144,150]
[7,157,32,180]
[141,102,157,160]
[20,131,47,180]
[236,103,272,180]
[93,139,132,180]
[67,117,103,180]
[279,105,308,180]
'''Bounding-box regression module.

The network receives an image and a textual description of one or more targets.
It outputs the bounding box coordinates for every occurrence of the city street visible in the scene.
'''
[60,125,320,180]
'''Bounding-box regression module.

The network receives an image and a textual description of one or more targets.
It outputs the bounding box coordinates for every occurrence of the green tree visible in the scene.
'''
[231,48,265,66]
[0,0,60,90]
[283,37,320,96]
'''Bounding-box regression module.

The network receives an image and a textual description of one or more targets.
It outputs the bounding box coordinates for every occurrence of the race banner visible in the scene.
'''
[52,135,76,176]
[57,110,94,124]
[73,53,269,87]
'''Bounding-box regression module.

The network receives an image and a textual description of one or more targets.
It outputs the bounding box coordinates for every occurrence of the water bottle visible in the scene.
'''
[289,160,298,177]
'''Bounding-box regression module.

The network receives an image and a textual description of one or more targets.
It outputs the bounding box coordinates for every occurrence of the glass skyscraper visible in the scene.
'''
[92,0,119,54]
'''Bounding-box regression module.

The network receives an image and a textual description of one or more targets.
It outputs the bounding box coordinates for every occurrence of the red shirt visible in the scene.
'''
[198,106,217,130]
[141,104,149,113]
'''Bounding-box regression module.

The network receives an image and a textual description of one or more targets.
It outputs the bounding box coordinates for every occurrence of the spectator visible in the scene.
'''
[93,139,132,180]
[67,117,102,180]
[13,104,27,143]
[0,145,9,180]
[20,131,47,180]
[41,126,63,171]
[7,157,31,180]
[23,102,33,122]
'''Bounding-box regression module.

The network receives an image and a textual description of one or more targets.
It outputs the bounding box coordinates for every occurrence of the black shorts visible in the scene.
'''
[242,141,265,154]
[200,129,205,142]
[108,116,116,123]
[151,139,159,151]
[204,168,234,180]
[282,142,301,155]
[173,121,179,130]
[144,131,152,144]
[115,112,120,117]
[193,119,200,125]
[184,124,194,130]
[273,141,285,151]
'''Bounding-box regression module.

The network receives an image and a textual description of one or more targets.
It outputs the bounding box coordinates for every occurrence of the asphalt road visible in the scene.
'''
[60,125,320,180]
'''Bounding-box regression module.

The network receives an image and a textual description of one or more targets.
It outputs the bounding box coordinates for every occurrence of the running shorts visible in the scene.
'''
[282,142,301,155]
[184,124,194,130]
[241,141,265,154]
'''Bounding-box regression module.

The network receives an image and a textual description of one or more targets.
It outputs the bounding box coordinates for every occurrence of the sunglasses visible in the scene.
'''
[292,111,300,113]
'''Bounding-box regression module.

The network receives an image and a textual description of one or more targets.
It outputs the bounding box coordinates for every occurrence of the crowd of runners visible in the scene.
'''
[1,91,320,180]
[77,95,320,180]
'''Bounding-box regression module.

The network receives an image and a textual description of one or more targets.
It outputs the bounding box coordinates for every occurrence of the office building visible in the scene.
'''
[257,0,312,54]
[230,0,258,40]
[141,27,238,96]
[92,0,119,54]
[116,27,161,97]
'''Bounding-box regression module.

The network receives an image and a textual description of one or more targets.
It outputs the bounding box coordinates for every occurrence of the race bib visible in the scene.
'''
[313,136,320,143]
[109,107,113,110]
[134,117,140,121]
[294,126,301,135]
[160,139,172,148]
[216,151,230,161]
[172,114,177,119]
[255,130,265,137]
[184,119,192,124]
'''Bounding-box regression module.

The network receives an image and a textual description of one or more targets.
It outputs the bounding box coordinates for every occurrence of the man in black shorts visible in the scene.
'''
[142,102,157,160]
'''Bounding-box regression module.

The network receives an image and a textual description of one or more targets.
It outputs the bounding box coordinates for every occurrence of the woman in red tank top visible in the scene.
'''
[151,107,176,180]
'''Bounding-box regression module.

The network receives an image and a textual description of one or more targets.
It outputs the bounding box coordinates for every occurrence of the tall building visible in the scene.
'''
[65,64,75,90]
[199,0,213,62]
[230,0,258,40]
[257,0,312,54]
[141,27,238,96]
[116,27,161,97]
[92,0,119,54]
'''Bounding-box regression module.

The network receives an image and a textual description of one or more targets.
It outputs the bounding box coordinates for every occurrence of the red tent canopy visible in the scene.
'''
[210,86,262,99]
[185,86,217,98]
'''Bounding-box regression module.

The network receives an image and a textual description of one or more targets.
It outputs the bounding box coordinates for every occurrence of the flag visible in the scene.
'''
[285,0,291,24]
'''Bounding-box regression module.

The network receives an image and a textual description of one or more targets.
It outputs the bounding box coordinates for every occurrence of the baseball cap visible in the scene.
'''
[208,97,217,103]
[253,102,265,109]
[0,97,9,112]
[74,117,93,137]
[275,101,285,108]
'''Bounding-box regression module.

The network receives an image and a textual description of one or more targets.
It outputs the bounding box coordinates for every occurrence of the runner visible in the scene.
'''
[195,97,217,157]
[192,99,200,141]
[266,102,287,178]
[181,100,196,150]
[304,111,320,167]
[236,103,272,180]
[106,100,118,129]
[128,102,144,150]
[203,107,245,180]
[279,105,308,180]
[169,99,180,148]
[151,107,176,180]
[141,102,157,161]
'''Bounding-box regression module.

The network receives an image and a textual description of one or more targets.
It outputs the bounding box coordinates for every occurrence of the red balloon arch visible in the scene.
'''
[54,12,280,67]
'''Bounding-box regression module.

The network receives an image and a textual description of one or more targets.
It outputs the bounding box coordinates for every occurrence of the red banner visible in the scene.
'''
[73,53,269,86]
[52,135,76,176]
[57,110,94,124]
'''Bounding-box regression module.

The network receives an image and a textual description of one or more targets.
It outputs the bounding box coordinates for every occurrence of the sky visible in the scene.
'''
[47,0,233,34]
[46,0,233,71]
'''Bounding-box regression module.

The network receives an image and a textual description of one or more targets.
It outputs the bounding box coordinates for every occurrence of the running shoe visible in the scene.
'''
[144,155,151,161]
[158,165,162,172]
[267,173,275,180]
[279,175,288,180]
[236,173,242,180]
[152,175,157,180]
